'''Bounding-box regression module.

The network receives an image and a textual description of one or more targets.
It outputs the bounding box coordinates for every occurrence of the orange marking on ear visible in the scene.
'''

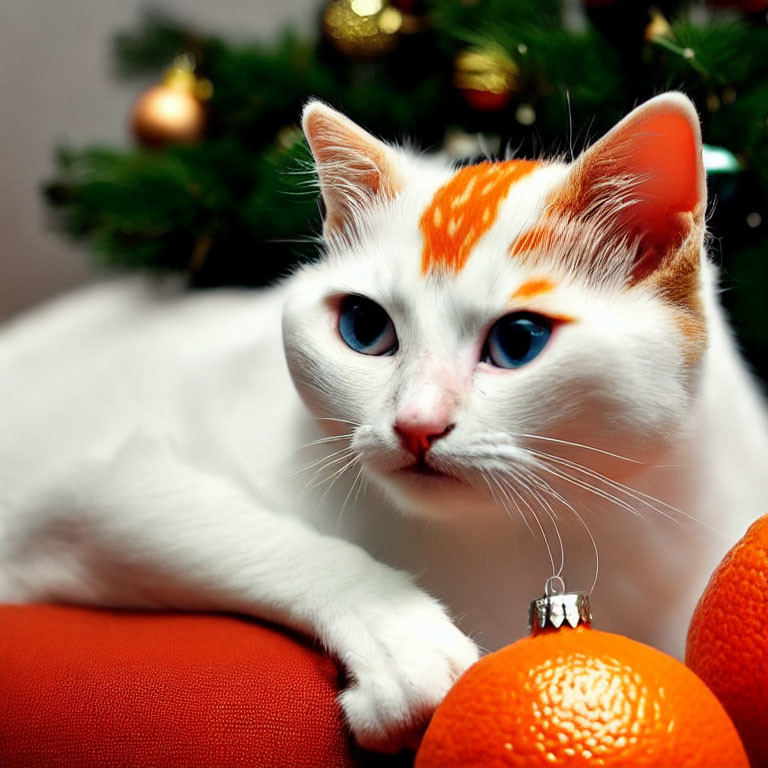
[509,278,556,302]
[420,160,539,275]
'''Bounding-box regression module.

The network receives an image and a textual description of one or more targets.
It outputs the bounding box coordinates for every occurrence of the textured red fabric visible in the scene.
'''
[0,604,362,767]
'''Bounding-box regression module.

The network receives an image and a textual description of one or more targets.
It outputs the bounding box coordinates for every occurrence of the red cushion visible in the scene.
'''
[0,604,363,767]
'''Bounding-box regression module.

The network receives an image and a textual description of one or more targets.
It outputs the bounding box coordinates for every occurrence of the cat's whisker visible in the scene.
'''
[492,466,552,546]
[304,449,357,491]
[308,460,353,495]
[483,470,532,537]
[486,468,548,567]
[480,471,503,512]
[528,448,695,527]
[301,450,357,493]
[297,432,356,450]
[275,189,319,197]
[496,475,533,533]
[312,417,364,427]
[521,469,574,515]
[498,468,563,579]
[533,460,646,520]
[514,469,566,578]
[480,472,498,504]
[525,466,601,595]
[287,444,355,480]
[484,470,534,538]
[273,451,348,489]
[551,455,679,521]
[314,455,360,510]
[267,236,324,246]
[497,469,546,534]
[337,466,365,532]
[513,464,561,519]
[500,460,594,589]
[352,465,368,508]
[510,432,644,465]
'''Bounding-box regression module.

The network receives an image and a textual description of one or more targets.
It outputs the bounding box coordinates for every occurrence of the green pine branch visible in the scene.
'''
[43,1,768,375]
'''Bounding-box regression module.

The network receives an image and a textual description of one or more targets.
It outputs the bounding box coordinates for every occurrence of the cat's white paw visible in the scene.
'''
[333,584,480,753]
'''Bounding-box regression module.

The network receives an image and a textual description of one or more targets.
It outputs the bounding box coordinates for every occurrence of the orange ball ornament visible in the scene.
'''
[130,55,211,148]
[417,586,748,768]
[687,515,768,768]
[131,85,205,147]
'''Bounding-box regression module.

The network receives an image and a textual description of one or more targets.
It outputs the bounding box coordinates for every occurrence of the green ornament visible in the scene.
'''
[703,144,740,175]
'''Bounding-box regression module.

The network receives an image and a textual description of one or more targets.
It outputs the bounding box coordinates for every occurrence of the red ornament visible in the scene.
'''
[460,88,513,112]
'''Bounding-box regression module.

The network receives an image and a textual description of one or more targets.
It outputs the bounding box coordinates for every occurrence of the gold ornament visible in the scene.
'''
[131,54,212,147]
[644,8,672,43]
[454,49,518,111]
[323,0,402,58]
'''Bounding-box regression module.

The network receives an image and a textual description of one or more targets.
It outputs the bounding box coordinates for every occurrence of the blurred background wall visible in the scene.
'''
[0,0,315,322]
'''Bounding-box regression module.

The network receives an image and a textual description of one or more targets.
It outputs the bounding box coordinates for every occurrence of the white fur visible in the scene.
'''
[2,96,767,752]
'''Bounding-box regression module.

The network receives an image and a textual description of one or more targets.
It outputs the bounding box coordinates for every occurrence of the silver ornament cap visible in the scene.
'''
[529,576,592,632]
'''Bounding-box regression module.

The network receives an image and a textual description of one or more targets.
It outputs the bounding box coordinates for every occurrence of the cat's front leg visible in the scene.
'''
[3,434,478,752]
[318,564,479,752]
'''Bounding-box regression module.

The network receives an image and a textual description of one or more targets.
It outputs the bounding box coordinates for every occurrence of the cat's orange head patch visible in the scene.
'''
[420,160,539,276]
[509,278,555,303]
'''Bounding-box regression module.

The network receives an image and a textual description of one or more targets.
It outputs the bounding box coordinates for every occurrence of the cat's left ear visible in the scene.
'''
[303,101,402,238]
[568,93,705,274]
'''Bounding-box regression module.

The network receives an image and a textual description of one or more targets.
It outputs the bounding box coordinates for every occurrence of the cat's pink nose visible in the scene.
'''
[394,421,455,459]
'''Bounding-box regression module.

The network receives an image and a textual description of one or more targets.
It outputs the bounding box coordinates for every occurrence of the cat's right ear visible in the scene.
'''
[302,101,402,238]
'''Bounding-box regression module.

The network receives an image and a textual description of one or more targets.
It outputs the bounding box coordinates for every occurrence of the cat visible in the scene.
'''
[1,92,768,753]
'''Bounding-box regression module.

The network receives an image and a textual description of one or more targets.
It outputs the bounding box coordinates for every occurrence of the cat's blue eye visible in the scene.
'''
[338,295,398,356]
[483,313,551,369]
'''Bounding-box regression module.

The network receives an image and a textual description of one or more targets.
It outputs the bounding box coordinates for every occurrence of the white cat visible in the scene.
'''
[1,93,767,753]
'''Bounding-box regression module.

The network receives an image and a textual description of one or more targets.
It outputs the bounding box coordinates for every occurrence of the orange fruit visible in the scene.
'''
[687,515,768,768]
[416,623,748,767]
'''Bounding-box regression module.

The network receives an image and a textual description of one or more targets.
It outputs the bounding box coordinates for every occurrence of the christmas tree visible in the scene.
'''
[44,0,768,380]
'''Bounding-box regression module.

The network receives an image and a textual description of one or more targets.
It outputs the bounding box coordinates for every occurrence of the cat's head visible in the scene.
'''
[283,94,708,520]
